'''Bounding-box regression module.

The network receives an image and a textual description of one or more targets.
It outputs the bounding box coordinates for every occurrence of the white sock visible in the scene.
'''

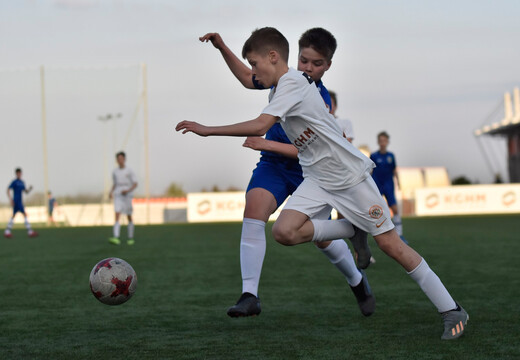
[311,219,355,242]
[127,222,134,239]
[240,218,266,297]
[113,221,120,238]
[320,240,362,286]
[24,218,32,231]
[6,218,14,231]
[392,214,403,236]
[407,258,457,313]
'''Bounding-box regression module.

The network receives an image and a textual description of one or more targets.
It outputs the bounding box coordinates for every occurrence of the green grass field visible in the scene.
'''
[0,215,519,359]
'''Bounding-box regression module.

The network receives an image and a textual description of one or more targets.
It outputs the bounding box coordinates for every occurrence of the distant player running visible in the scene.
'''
[4,168,38,238]
[370,131,407,243]
[109,152,138,246]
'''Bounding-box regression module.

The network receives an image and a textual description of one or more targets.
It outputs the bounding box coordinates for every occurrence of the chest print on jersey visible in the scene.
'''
[293,127,320,153]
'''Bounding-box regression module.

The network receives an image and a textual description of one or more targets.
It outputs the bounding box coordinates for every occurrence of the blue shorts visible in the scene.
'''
[246,159,303,208]
[376,181,396,207]
[13,202,25,215]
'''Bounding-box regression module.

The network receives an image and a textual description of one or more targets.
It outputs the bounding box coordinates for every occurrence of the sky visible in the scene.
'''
[1,0,519,197]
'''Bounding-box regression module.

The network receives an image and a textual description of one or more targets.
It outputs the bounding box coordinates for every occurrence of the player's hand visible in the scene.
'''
[175,121,210,136]
[199,33,225,49]
[10,199,14,206]
[121,190,128,195]
[109,192,113,199]
[243,137,268,151]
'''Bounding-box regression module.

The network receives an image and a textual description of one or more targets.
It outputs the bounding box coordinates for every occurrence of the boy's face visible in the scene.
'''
[15,171,22,179]
[378,136,389,150]
[298,47,331,82]
[246,50,277,88]
[116,155,126,167]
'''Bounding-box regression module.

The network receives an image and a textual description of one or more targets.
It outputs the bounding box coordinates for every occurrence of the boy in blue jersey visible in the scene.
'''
[4,168,38,238]
[370,132,406,242]
[177,27,468,340]
[199,28,373,318]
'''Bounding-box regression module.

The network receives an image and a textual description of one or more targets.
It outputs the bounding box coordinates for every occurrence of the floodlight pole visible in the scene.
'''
[40,65,50,222]
[98,113,121,224]
[142,63,151,224]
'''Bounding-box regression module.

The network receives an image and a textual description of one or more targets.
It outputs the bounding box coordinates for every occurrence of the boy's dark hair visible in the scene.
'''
[299,28,337,61]
[378,131,390,139]
[116,151,126,158]
[242,27,289,62]
[329,91,337,106]
[15,168,22,173]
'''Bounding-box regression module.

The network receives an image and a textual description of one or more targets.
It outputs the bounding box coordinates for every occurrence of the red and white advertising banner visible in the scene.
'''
[415,184,520,216]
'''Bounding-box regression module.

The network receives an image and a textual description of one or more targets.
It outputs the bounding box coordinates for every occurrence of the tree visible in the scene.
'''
[165,182,186,197]
[451,176,472,185]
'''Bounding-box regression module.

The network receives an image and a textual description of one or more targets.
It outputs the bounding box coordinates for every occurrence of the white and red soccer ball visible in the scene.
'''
[89,257,137,305]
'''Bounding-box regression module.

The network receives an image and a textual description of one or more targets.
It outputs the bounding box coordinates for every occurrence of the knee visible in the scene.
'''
[272,223,297,246]
[375,230,404,259]
[314,240,331,249]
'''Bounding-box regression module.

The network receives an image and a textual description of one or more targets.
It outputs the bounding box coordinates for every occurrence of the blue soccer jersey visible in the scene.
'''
[9,179,26,214]
[370,151,397,206]
[9,179,25,205]
[248,74,332,206]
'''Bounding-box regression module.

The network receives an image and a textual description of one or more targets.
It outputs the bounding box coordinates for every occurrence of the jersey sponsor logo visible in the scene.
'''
[293,127,320,153]
[368,205,383,219]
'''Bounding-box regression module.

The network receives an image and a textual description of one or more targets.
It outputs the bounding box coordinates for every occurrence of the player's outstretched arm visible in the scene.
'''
[6,187,13,205]
[199,32,255,89]
[243,137,298,159]
[176,114,276,137]
[25,185,33,194]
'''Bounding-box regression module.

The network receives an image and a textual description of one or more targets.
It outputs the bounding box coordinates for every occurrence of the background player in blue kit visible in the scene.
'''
[4,168,38,238]
[199,28,373,318]
[47,191,58,226]
[371,131,407,243]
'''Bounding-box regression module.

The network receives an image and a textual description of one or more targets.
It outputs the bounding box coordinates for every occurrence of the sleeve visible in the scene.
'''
[261,75,303,122]
[130,169,138,184]
[8,181,14,190]
[392,154,397,170]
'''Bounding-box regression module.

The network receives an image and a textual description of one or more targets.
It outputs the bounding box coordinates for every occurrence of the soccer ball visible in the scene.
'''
[89,257,138,305]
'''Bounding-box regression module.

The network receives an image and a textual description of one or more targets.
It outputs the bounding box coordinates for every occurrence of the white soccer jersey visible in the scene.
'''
[262,68,374,190]
[112,167,138,196]
[336,117,355,141]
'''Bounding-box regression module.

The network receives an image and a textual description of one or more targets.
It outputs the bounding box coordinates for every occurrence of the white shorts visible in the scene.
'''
[284,177,395,236]
[114,195,133,215]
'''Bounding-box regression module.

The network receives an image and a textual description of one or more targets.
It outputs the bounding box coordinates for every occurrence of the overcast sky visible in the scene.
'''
[1,0,519,197]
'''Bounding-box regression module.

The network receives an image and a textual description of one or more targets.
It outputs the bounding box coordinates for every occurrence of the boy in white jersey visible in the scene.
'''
[176,27,468,340]
[109,151,138,245]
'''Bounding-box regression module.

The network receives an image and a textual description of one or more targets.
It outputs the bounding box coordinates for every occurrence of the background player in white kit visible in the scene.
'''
[109,151,138,245]
[176,27,469,340]
[329,91,354,143]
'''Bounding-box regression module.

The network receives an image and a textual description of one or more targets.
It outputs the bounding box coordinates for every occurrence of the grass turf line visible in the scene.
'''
[0,215,518,359]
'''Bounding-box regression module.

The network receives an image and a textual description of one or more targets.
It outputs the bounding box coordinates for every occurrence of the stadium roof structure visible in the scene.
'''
[474,87,520,183]
[474,88,520,137]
